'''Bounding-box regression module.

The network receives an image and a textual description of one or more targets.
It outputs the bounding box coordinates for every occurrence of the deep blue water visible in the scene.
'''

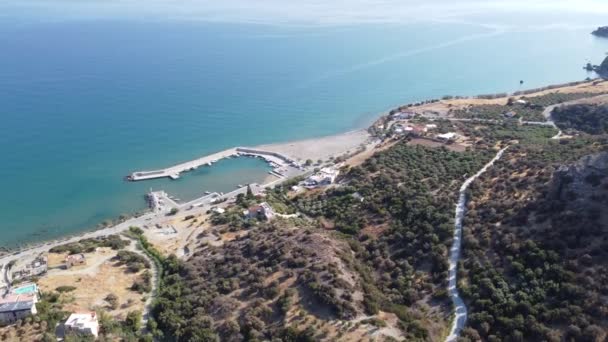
[1,15,608,247]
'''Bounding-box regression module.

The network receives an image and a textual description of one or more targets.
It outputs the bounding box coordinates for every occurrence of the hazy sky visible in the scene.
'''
[3,0,608,28]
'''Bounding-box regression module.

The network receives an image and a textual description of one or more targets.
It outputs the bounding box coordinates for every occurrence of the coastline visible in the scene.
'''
[3,77,607,258]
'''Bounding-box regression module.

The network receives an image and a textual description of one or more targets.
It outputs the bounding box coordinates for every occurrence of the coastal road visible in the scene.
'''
[445,146,509,342]
[0,167,306,270]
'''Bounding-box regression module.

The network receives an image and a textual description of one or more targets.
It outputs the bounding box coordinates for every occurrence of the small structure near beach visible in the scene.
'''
[244,202,275,221]
[63,312,99,338]
[211,207,225,214]
[65,254,86,269]
[11,254,48,282]
[303,166,340,188]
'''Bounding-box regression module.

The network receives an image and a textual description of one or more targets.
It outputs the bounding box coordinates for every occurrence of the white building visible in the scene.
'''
[436,132,458,141]
[64,312,99,338]
[304,167,340,187]
[211,207,225,214]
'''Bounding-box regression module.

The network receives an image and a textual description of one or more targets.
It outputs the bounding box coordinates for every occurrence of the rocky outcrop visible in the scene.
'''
[585,56,608,77]
[548,152,608,214]
[592,26,608,38]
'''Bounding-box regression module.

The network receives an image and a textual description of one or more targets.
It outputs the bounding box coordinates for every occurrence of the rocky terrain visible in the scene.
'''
[592,26,608,38]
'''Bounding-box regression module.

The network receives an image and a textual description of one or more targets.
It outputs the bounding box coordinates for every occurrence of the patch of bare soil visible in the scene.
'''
[143,212,211,257]
[38,247,146,319]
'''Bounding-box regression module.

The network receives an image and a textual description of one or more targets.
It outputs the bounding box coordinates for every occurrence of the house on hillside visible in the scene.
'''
[63,312,99,338]
[65,254,86,269]
[408,125,427,137]
[244,202,275,220]
[436,132,459,142]
[392,111,415,120]
[0,293,37,324]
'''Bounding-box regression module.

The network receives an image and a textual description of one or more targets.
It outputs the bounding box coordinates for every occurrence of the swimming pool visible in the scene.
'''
[12,283,37,295]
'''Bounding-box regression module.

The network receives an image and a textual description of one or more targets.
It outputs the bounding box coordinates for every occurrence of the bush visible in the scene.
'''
[55,286,77,293]
[105,293,119,310]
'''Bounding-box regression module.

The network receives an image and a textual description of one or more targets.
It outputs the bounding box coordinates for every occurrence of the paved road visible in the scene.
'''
[446,146,509,342]
[541,94,608,139]
[134,241,159,330]
[0,168,306,270]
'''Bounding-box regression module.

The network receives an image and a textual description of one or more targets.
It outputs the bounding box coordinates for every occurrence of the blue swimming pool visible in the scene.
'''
[12,284,37,295]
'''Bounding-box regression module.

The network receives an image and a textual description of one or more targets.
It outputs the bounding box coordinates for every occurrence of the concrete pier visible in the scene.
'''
[127,147,302,182]
[127,148,238,181]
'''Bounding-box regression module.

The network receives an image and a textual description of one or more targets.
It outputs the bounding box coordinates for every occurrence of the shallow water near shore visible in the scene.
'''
[1,11,608,247]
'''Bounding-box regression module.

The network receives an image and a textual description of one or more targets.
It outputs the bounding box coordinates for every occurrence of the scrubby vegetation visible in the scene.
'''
[114,250,151,272]
[154,222,362,341]
[49,235,129,254]
[458,124,608,339]
[151,142,494,341]
[453,92,604,122]
[149,93,608,341]
[553,103,608,135]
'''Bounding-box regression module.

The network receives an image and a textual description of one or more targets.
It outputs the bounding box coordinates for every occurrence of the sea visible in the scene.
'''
[1,1,608,248]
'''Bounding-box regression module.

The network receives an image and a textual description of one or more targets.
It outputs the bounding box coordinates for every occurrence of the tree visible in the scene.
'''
[105,293,118,310]
[125,311,142,333]
[246,184,254,200]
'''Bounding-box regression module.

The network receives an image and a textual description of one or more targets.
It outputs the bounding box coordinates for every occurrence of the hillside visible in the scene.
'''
[149,86,608,342]
[154,221,372,341]
[553,103,608,134]
[151,141,493,341]
[458,135,608,340]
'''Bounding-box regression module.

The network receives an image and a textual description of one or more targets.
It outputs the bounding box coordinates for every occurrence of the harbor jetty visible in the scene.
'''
[126,147,302,182]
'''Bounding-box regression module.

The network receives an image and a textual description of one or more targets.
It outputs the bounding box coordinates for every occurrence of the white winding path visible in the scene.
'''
[445,146,509,342]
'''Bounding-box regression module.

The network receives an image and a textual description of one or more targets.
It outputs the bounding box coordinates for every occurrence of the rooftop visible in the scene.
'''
[65,312,98,328]
[66,254,85,262]
[0,294,36,313]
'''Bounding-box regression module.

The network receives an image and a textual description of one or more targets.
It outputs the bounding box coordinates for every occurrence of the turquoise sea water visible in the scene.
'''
[1,7,608,247]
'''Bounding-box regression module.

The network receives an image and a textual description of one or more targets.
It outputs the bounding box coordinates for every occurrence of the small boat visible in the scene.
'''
[237,184,243,188]
[204,191,211,195]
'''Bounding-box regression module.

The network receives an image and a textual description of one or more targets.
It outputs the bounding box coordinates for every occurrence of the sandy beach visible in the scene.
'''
[255,129,372,162]
[1,79,605,259]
